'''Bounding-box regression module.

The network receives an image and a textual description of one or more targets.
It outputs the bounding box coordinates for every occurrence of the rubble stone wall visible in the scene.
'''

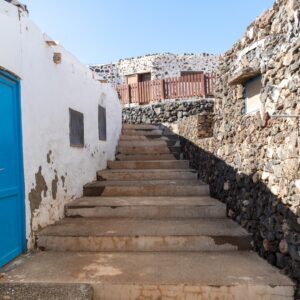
[180,0,300,295]
[90,53,219,84]
[122,99,213,126]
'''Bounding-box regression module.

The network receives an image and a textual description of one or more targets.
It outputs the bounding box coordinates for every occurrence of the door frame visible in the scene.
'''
[0,69,26,259]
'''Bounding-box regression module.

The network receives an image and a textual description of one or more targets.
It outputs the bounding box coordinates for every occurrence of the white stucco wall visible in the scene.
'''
[0,0,122,248]
[90,53,220,84]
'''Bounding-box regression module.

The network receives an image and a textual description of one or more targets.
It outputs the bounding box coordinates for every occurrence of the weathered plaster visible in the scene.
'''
[28,167,48,213]
[46,150,52,164]
[51,173,58,200]
[0,0,122,248]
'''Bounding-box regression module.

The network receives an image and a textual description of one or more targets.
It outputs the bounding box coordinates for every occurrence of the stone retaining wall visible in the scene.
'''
[178,0,300,296]
[122,99,213,124]
[177,113,214,140]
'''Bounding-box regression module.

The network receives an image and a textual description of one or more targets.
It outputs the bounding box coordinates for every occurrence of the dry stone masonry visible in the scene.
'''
[122,99,213,124]
[90,53,219,84]
[122,99,215,140]
[177,113,214,140]
[177,0,300,296]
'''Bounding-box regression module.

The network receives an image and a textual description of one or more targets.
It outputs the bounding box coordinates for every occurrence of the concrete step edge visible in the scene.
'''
[1,252,295,300]
[37,235,252,252]
[98,169,196,173]
[84,179,206,187]
[65,196,223,207]
[37,218,251,237]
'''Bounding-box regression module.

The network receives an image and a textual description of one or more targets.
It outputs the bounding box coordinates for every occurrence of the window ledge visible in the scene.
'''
[245,109,260,115]
[229,67,261,86]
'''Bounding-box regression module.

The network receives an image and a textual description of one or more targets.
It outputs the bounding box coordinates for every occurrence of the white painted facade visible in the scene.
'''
[0,0,122,248]
[90,53,220,85]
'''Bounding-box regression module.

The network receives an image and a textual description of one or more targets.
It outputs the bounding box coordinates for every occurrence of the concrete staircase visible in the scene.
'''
[0,124,295,300]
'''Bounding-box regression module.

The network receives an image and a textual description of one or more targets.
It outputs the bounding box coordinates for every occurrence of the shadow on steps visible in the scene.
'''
[152,123,300,298]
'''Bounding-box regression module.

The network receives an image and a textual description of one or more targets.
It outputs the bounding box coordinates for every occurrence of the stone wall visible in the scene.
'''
[178,0,300,296]
[122,99,213,126]
[90,53,219,84]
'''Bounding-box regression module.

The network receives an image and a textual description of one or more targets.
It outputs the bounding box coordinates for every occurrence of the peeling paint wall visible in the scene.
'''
[0,0,122,248]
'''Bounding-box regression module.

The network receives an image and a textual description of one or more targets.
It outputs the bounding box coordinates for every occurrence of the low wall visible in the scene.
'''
[177,113,214,140]
[122,99,214,125]
[0,0,122,248]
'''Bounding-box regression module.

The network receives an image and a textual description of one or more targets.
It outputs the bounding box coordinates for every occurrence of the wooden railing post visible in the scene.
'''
[136,83,140,104]
[115,73,215,105]
[127,84,131,104]
[160,79,165,100]
[200,73,207,98]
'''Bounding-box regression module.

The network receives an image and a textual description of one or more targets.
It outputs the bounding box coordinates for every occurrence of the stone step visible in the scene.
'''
[169,145,182,157]
[122,124,159,130]
[107,160,189,169]
[118,140,167,147]
[120,134,171,141]
[0,283,93,300]
[83,180,209,197]
[37,218,252,252]
[97,169,197,181]
[120,134,149,140]
[117,145,172,154]
[65,196,227,218]
[122,129,164,136]
[116,153,175,161]
[118,139,179,147]
[1,252,294,300]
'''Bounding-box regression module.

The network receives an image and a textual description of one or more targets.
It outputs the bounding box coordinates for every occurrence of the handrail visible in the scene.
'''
[116,73,216,105]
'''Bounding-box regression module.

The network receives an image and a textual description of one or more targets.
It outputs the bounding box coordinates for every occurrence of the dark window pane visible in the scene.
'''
[138,72,151,82]
[69,108,84,147]
[98,106,107,141]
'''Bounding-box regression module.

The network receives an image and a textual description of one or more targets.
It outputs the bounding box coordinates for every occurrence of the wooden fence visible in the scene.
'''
[116,73,216,105]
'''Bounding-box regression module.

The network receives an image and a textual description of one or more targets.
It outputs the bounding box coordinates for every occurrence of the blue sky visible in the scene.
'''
[22,0,274,64]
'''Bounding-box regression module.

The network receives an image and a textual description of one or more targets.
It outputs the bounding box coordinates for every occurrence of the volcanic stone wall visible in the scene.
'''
[122,99,213,124]
[90,53,219,84]
[180,0,300,295]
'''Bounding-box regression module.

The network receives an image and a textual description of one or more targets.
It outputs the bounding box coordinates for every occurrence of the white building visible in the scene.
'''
[90,52,219,85]
[0,0,121,266]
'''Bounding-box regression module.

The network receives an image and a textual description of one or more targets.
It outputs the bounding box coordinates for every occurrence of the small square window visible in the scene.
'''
[69,108,84,147]
[98,105,107,141]
[138,72,151,82]
[244,76,262,114]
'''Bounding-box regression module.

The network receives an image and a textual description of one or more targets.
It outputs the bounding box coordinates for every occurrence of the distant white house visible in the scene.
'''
[90,52,219,85]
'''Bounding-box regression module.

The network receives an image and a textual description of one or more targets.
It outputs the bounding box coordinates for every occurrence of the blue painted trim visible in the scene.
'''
[0,70,26,253]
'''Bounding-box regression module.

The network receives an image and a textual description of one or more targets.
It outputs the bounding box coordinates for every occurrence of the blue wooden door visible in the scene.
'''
[0,70,25,267]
